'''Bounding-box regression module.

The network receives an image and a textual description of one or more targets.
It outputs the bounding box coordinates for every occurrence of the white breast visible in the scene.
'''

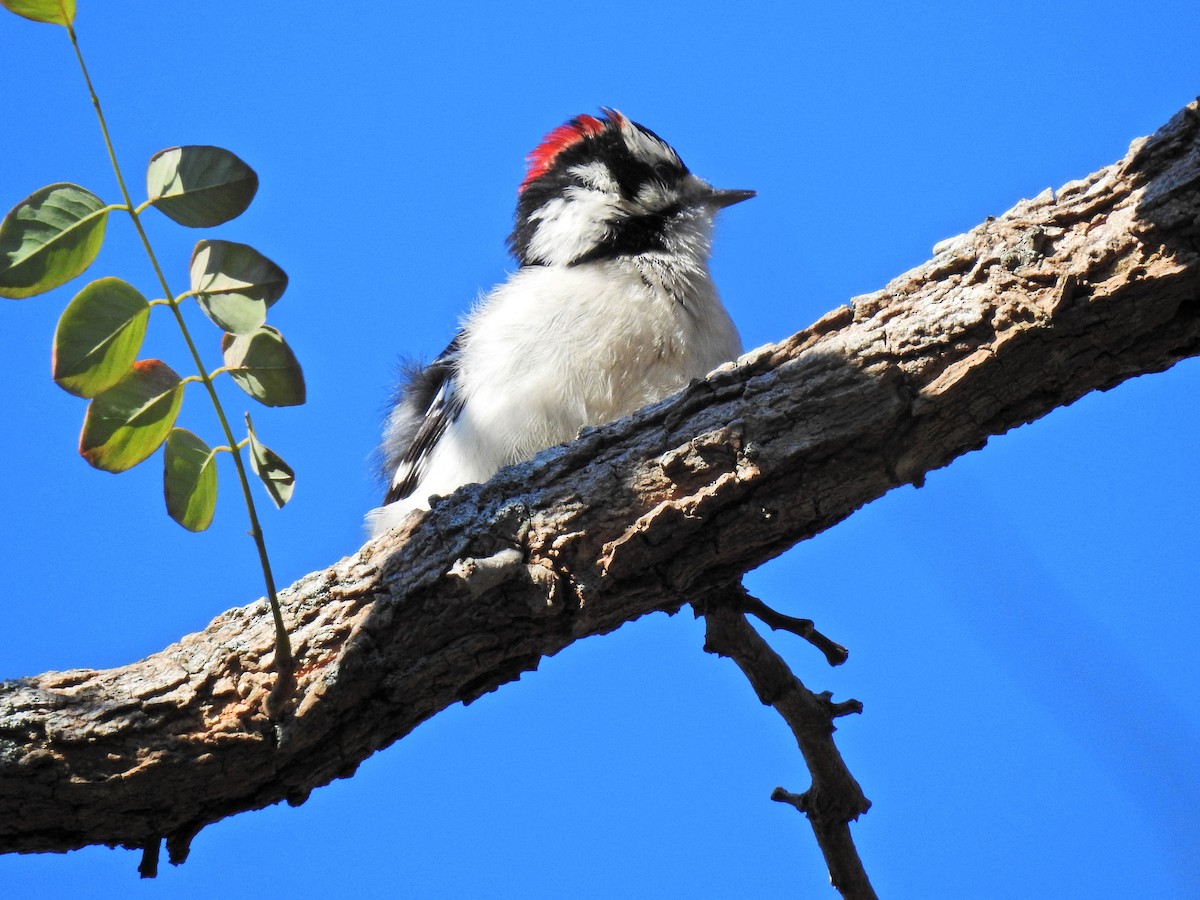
[458,258,740,457]
[366,257,740,535]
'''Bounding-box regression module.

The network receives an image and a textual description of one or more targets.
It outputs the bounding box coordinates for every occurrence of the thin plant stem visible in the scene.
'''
[65,23,294,682]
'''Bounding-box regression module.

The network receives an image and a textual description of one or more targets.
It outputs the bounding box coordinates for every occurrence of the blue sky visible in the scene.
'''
[2,2,1198,897]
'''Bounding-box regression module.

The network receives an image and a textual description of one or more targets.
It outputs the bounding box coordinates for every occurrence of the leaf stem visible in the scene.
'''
[65,23,294,688]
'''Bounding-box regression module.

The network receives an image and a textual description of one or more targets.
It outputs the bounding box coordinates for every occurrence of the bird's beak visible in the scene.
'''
[707,188,756,209]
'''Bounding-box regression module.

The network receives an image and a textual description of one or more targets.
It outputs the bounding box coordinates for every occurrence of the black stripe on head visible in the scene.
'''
[508,111,690,266]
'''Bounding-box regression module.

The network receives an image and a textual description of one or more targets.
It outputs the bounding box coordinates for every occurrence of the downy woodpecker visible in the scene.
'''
[368,109,753,535]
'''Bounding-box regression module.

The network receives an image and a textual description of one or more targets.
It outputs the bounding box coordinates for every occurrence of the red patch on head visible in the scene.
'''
[519,113,609,193]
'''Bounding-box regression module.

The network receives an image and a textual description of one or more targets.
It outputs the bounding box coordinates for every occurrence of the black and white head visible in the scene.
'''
[508,108,754,268]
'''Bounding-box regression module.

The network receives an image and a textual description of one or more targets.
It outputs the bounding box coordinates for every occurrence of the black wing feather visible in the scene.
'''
[381,335,465,505]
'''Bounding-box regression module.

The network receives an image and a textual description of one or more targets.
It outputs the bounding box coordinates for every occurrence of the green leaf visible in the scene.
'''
[146,146,258,228]
[189,240,288,334]
[245,414,294,508]
[52,277,150,397]
[0,183,108,299]
[163,428,218,531]
[0,0,75,25]
[221,326,306,407]
[79,360,184,472]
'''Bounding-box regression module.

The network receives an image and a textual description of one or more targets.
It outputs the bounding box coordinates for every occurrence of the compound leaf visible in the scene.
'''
[0,183,108,299]
[79,360,184,472]
[0,0,75,26]
[245,413,294,508]
[163,428,218,531]
[146,146,258,228]
[189,240,287,334]
[221,326,305,407]
[53,277,150,397]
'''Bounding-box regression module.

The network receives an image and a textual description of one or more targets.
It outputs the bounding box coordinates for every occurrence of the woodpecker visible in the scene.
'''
[368,109,753,536]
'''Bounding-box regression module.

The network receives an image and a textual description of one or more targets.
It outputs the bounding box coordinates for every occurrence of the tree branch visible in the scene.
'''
[736,590,849,666]
[2,100,1198,871]
[699,585,874,899]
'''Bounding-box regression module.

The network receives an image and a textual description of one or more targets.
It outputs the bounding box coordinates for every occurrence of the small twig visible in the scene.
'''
[770,786,807,811]
[825,694,864,718]
[737,590,849,666]
[699,585,876,900]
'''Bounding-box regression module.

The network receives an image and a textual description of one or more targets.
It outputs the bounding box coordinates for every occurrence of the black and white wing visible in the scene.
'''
[380,335,465,506]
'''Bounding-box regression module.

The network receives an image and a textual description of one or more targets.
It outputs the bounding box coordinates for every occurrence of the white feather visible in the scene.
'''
[367,248,740,536]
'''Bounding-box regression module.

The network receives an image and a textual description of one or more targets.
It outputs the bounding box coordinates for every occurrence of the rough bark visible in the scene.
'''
[2,99,1198,866]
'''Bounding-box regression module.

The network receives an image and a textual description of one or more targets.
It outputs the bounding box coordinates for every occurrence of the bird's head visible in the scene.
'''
[508,108,754,268]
